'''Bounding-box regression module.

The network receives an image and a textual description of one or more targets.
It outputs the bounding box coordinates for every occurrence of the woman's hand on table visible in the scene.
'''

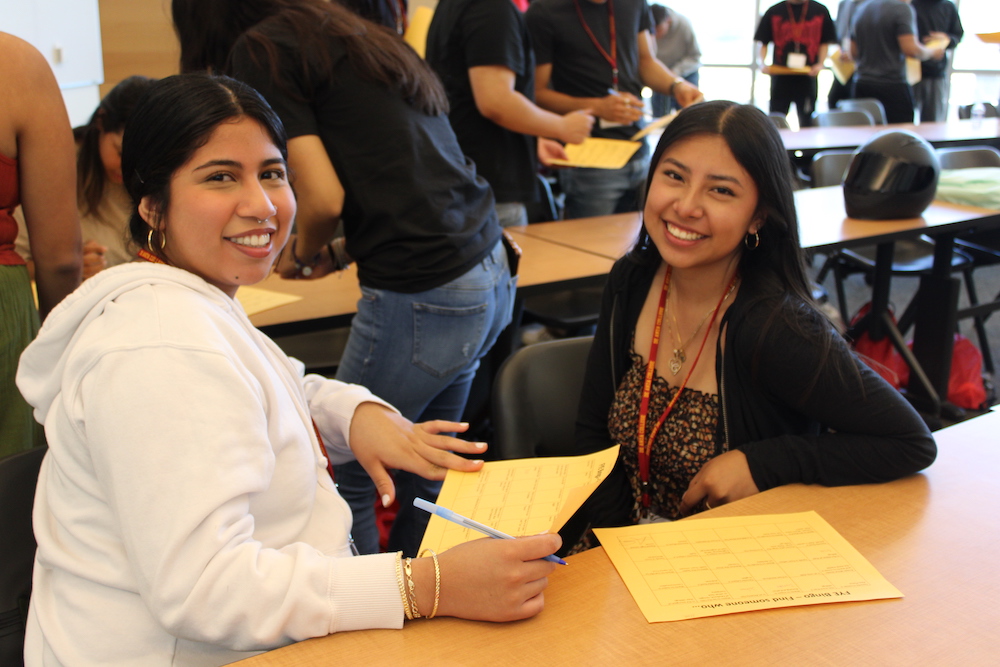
[678,449,759,515]
[412,534,561,622]
[348,403,487,508]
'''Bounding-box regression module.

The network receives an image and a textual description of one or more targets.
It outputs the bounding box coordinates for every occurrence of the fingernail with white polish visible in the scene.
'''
[382,494,391,508]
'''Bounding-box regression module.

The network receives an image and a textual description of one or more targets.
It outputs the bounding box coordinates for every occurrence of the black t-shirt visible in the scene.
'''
[228,21,500,293]
[426,0,539,205]
[754,1,838,67]
[526,0,652,140]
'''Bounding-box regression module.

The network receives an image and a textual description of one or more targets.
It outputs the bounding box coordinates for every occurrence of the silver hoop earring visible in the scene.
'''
[744,231,760,250]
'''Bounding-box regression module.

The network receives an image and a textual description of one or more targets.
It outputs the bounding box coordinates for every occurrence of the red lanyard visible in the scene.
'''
[573,0,618,89]
[785,0,810,50]
[636,267,737,508]
[137,247,166,264]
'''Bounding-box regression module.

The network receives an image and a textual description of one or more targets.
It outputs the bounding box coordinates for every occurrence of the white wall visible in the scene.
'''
[1,0,104,126]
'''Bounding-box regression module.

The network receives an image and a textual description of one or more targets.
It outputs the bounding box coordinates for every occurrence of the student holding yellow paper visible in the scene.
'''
[525,0,701,219]
[562,101,935,553]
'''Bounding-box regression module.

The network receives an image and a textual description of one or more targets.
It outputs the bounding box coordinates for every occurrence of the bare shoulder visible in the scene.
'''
[0,31,68,155]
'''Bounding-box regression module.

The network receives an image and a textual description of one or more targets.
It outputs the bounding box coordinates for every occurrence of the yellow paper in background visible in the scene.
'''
[235,286,303,316]
[418,446,620,554]
[978,32,1000,44]
[404,6,433,58]
[828,49,855,85]
[547,138,643,169]
[594,511,901,623]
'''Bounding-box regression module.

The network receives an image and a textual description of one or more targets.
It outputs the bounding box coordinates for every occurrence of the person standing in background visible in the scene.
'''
[755,0,839,128]
[827,0,870,110]
[0,32,82,459]
[525,0,701,220]
[850,0,944,124]
[649,5,701,117]
[911,0,962,122]
[426,0,593,228]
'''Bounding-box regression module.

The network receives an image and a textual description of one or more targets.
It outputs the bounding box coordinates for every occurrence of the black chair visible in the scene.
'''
[939,146,1000,375]
[957,102,999,120]
[0,446,45,666]
[491,336,593,459]
[813,109,875,127]
[836,98,888,125]
[768,113,790,130]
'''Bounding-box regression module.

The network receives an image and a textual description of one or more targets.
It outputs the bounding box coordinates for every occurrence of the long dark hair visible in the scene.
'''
[171,0,448,116]
[76,75,155,219]
[631,100,812,306]
[121,73,288,256]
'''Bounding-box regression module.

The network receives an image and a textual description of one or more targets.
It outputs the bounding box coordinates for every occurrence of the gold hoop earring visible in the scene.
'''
[147,228,166,252]
[744,231,760,250]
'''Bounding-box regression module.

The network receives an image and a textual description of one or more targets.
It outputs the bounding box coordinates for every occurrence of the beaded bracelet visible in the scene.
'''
[418,549,440,619]
[290,238,317,278]
[394,552,413,620]
[403,557,421,619]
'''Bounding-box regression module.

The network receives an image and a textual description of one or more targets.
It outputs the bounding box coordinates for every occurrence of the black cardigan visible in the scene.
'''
[562,256,937,546]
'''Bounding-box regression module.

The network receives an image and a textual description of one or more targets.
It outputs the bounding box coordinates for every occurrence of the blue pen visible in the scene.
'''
[414,498,567,565]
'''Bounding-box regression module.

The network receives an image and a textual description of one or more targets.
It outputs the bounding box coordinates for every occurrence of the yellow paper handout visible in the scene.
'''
[235,286,303,316]
[418,446,620,554]
[595,511,901,623]
[547,138,643,169]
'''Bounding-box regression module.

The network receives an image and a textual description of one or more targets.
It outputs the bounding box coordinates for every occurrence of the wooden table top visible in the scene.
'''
[779,118,1000,154]
[235,410,1000,667]
[247,234,614,333]
[508,212,642,260]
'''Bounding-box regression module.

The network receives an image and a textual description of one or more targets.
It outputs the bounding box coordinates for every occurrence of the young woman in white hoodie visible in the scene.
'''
[16,73,560,667]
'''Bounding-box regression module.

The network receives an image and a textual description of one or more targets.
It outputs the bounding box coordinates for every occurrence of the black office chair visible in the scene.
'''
[938,146,1000,375]
[957,102,999,120]
[768,113,791,130]
[813,109,875,127]
[836,98,888,125]
[491,336,593,459]
[0,446,45,666]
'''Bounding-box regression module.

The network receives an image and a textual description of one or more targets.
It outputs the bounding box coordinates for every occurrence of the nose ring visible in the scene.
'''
[256,217,270,224]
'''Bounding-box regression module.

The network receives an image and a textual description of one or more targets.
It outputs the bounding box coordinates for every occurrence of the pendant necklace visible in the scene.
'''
[667,280,737,375]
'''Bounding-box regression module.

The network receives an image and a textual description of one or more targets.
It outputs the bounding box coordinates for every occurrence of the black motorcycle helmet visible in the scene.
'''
[842,130,940,219]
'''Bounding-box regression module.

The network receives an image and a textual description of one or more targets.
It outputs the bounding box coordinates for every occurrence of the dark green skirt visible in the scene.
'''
[0,264,44,459]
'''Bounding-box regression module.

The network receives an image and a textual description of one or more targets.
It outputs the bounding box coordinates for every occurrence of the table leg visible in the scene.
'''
[907,233,959,416]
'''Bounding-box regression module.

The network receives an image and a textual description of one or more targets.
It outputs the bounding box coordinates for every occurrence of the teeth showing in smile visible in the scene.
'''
[229,233,271,248]
[666,222,705,241]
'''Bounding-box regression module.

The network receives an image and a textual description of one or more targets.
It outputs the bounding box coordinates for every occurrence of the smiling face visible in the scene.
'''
[140,117,295,297]
[643,133,762,277]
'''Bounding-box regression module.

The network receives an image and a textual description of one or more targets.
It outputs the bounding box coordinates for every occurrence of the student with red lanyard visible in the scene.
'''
[559,101,935,554]
[754,0,838,128]
[525,0,701,220]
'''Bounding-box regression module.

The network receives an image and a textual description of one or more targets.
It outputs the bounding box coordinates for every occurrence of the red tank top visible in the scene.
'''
[0,151,25,265]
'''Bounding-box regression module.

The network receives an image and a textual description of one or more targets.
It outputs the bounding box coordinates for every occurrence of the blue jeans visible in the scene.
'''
[558,142,650,219]
[334,240,516,556]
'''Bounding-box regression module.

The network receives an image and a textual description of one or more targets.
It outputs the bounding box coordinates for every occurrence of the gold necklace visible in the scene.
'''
[667,279,738,376]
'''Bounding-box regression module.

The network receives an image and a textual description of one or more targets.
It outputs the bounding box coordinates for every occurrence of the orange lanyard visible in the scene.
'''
[573,0,618,89]
[785,0,810,51]
[636,267,737,508]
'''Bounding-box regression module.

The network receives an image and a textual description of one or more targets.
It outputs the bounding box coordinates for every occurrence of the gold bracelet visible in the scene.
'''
[395,551,413,620]
[403,557,421,619]
[418,549,440,619]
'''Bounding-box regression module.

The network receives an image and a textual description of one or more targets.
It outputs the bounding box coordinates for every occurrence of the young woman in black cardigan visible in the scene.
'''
[563,100,935,552]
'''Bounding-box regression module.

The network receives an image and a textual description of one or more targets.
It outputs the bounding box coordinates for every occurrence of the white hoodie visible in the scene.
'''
[17,263,403,667]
